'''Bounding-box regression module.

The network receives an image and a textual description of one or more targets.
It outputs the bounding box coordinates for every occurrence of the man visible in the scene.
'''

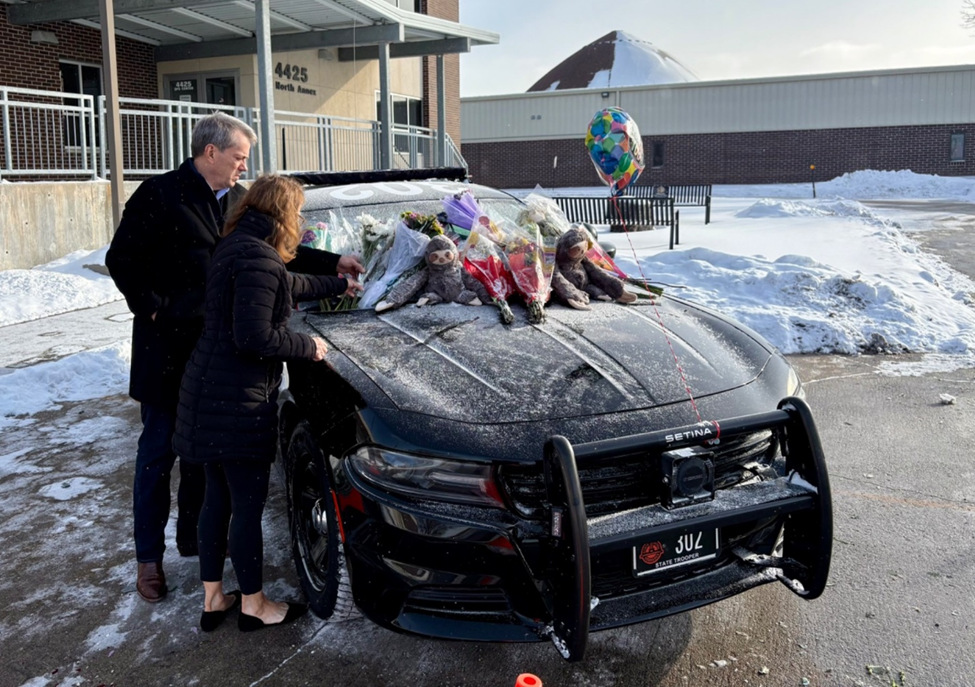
[107,112,363,603]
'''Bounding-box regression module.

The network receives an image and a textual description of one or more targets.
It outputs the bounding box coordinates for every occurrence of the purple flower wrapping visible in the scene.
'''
[442,191,482,232]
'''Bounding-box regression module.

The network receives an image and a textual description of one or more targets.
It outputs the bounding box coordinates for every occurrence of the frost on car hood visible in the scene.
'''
[304,299,772,424]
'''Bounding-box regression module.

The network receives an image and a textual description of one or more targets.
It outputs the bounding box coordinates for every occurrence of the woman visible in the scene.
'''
[173,175,359,632]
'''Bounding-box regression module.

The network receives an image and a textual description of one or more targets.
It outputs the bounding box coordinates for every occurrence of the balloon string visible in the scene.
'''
[610,194,702,424]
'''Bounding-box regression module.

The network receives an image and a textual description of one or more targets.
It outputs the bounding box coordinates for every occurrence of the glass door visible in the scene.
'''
[205,77,236,107]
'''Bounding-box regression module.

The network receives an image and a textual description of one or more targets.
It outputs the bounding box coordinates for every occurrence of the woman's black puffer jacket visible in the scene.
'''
[173,209,347,464]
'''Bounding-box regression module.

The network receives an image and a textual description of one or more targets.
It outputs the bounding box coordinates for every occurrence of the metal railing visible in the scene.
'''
[275,110,379,173]
[1,86,99,179]
[0,87,467,181]
[113,97,251,177]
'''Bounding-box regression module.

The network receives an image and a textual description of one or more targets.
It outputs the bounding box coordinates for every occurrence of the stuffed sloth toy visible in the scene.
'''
[551,226,637,310]
[376,235,491,312]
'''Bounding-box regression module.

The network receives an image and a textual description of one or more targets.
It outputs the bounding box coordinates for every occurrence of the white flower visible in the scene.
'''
[359,215,393,244]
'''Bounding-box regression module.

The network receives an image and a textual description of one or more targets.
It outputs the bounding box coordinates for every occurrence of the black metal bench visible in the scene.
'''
[629,184,712,224]
[551,196,681,249]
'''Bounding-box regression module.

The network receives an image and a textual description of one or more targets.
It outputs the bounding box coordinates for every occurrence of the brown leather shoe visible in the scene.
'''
[136,561,167,603]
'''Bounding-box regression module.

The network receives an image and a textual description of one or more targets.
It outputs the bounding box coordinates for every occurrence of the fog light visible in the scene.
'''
[661,448,715,508]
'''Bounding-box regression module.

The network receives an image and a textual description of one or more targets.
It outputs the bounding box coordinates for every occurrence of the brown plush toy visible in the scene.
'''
[551,226,637,310]
[375,235,491,312]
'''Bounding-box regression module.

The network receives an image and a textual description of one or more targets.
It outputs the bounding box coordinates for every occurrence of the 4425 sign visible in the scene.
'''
[275,62,308,83]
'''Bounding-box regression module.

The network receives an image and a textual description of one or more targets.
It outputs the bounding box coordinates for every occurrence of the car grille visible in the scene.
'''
[591,552,736,599]
[403,586,513,617]
[499,430,776,519]
[589,516,778,599]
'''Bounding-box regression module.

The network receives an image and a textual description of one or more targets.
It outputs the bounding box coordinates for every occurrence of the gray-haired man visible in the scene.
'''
[106,112,363,602]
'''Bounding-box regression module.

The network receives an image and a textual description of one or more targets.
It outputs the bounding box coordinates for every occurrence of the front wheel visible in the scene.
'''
[285,421,357,621]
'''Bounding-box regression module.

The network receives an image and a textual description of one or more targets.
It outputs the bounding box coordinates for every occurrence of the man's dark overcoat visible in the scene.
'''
[106,159,339,408]
[172,209,347,464]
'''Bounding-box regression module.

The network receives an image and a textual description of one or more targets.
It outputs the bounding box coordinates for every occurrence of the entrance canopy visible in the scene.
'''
[7,0,497,225]
[7,0,498,60]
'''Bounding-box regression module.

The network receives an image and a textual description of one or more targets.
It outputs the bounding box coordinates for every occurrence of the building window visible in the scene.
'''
[59,61,102,147]
[950,133,965,163]
[377,93,424,152]
[383,0,416,11]
[652,142,665,168]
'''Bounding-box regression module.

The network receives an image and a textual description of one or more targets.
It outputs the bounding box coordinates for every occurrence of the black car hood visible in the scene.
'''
[305,299,773,424]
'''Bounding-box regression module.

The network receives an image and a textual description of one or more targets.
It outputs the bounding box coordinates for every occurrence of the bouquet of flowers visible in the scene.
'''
[299,213,362,255]
[519,192,571,239]
[462,225,515,324]
[327,213,361,256]
[358,213,395,287]
[585,236,628,280]
[442,190,481,244]
[503,216,552,324]
[300,221,329,250]
[358,214,434,310]
[296,215,363,311]
[400,211,445,238]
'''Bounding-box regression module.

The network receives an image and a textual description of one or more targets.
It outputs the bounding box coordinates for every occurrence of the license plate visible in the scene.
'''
[632,527,720,577]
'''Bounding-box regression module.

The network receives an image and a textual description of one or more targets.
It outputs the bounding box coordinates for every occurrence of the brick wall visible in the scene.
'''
[419,0,461,146]
[1,7,162,179]
[0,5,156,98]
[463,124,975,188]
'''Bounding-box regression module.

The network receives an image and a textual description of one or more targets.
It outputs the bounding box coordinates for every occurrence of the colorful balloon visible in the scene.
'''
[585,108,645,196]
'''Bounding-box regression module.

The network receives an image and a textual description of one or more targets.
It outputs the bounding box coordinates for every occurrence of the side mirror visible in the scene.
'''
[581,222,599,242]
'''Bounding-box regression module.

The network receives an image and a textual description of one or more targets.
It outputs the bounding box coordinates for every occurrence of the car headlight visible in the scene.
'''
[787,367,804,399]
[349,447,504,508]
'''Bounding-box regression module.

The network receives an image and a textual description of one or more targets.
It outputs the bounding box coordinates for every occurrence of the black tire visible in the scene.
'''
[285,421,358,621]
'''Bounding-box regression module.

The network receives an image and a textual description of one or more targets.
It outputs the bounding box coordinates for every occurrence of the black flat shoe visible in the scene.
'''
[238,602,307,633]
[200,590,241,632]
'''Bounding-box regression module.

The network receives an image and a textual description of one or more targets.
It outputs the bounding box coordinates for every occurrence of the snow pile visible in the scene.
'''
[0,247,122,326]
[818,169,975,200]
[0,340,130,426]
[627,246,975,355]
[736,198,898,228]
[734,198,834,219]
[712,170,975,200]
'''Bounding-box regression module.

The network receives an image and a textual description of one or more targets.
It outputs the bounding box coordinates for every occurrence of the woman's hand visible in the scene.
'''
[311,337,328,361]
[337,254,365,277]
[344,278,364,299]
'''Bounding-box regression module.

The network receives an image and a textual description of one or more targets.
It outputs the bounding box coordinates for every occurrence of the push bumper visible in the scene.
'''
[539,396,832,660]
[336,397,832,662]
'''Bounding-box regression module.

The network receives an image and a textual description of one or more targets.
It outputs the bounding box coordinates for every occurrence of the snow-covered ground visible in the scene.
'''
[1,169,974,427]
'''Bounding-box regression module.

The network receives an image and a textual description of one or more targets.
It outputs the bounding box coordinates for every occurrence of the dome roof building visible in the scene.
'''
[527,30,698,92]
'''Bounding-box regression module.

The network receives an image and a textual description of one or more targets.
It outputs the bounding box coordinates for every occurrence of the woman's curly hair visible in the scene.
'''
[223,175,305,262]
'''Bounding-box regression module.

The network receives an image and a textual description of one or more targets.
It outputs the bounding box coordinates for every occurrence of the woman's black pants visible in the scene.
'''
[198,460,271,595]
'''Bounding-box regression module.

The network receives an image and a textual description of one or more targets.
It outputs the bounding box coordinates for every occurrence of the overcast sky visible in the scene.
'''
[458,0,975,97]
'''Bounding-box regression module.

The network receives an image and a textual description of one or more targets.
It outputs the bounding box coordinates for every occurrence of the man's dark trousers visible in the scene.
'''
[134,404,204,562]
